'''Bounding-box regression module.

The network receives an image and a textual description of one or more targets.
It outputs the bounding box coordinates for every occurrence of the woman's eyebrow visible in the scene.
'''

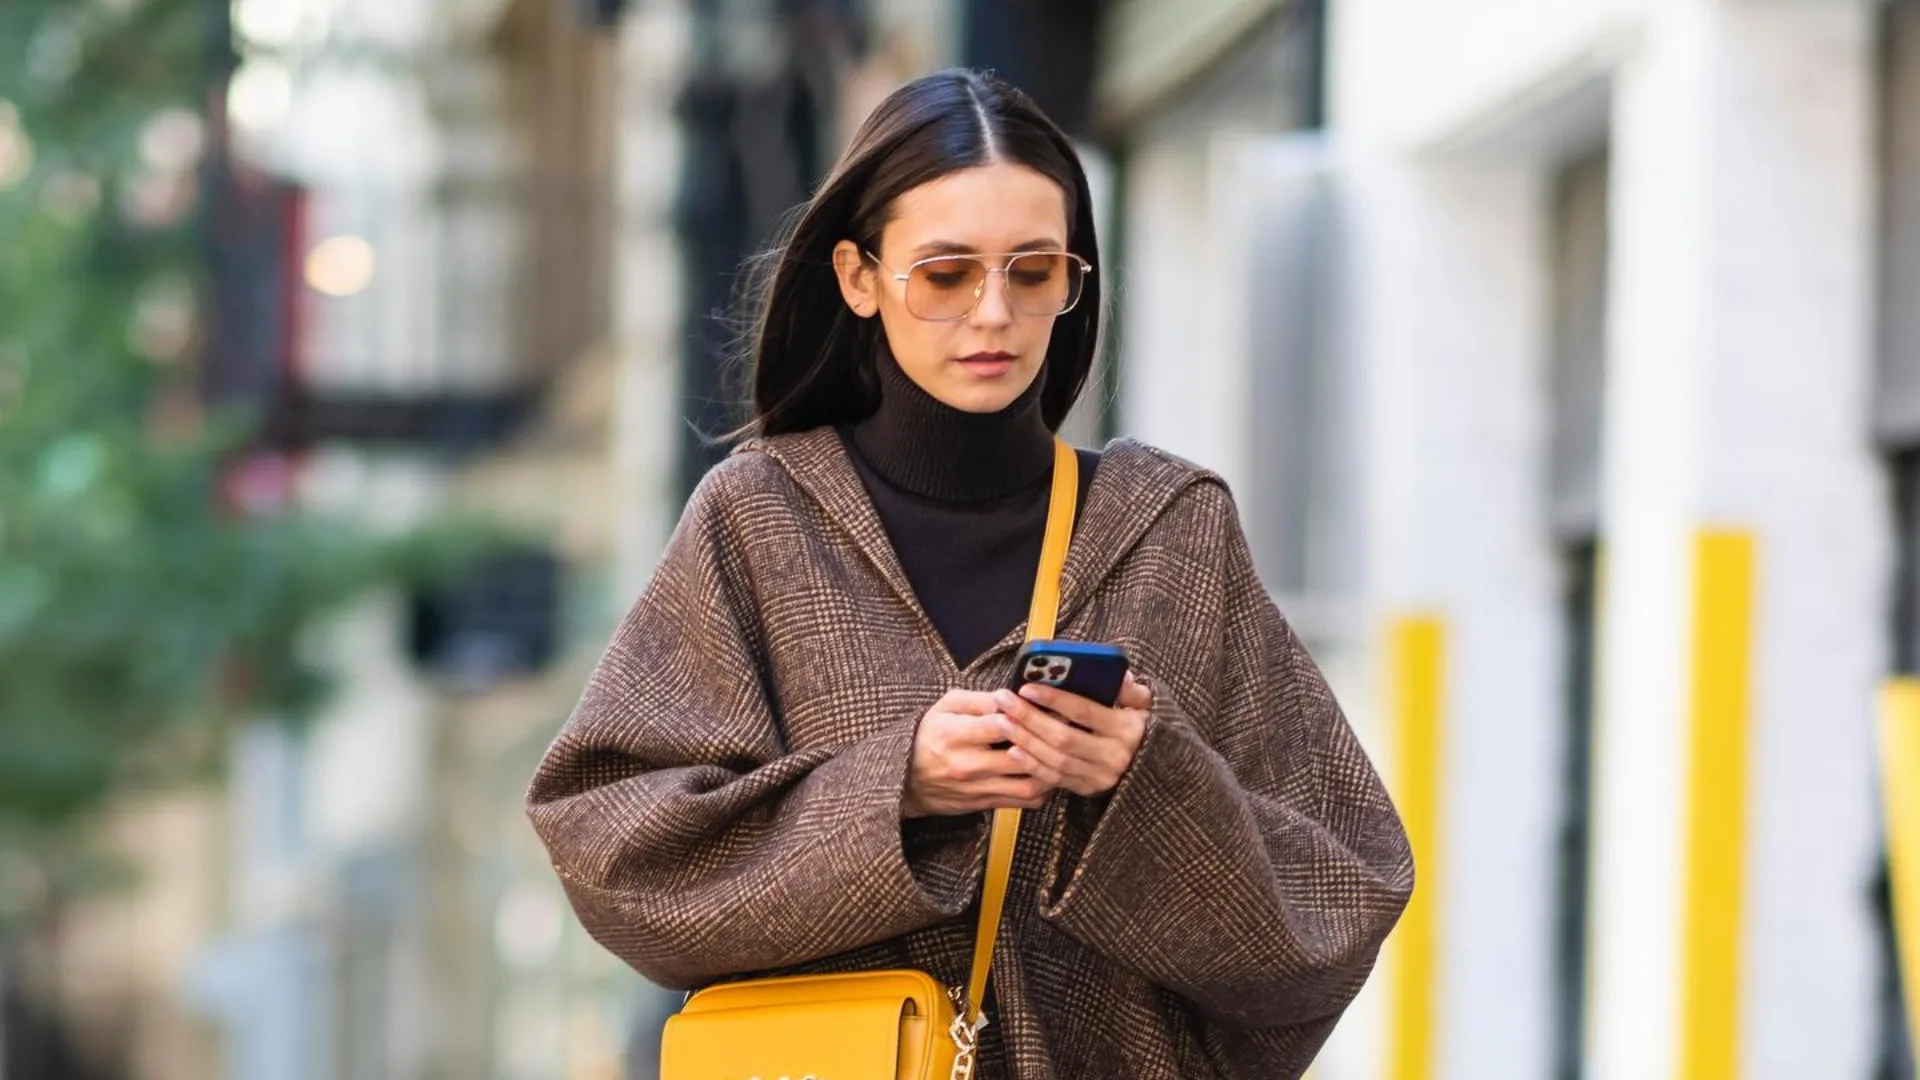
[911,238,1066,257]
[911,240,980,257]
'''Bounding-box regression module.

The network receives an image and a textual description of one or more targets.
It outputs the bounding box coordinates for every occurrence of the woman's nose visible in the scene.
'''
[969,271,1015,326]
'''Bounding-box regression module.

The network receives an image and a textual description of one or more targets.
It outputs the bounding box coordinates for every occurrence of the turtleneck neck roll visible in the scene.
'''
[848,350,1055,504]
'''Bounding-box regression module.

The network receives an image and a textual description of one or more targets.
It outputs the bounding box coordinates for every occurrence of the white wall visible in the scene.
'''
[1115,130,1241,477]
[1330,0,1640,149]
[1337,152,1564,1080]
[1592,2,1887,1076]
[1323,1,1894,1078]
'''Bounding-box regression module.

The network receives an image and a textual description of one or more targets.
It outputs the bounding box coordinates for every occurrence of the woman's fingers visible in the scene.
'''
[967,774,1056,810]
[994,697,1119,797]
[911,692,1072,818]
[931,719,1062,786]
[1013,683,1146,755]
[1004,747,1063,788]
[1000,718,1074,777]
[1013,681,1143,744]
[927,712,1019,753]
[1001,746,1065,787]
[936,688,1005,716]
[994,686,1143,797]
[1014,682,1106,730]
[914,675,1161,815]
[932,744,1022,781]
[995,690,1094,755]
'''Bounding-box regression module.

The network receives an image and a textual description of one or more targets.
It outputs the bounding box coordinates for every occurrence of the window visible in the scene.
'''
[1551,541,1599,1080]
[1243,142,1341,598]
[1547,147,1610,1080]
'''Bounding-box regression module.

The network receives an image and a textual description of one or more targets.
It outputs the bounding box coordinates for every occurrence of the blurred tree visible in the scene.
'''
[0,0,498,923]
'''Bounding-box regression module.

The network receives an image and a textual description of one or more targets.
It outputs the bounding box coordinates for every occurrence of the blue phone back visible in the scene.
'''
[1010,639,1131,707]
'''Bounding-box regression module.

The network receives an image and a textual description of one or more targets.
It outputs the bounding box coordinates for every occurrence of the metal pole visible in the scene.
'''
[0,947,10,1080]
[197,0,236,400]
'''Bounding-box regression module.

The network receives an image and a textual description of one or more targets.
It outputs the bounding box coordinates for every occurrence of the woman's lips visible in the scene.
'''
[957,352,1016,377]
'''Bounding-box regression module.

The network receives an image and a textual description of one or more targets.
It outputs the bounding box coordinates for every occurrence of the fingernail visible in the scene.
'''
[1019,684,1044,701]
[995,689,1019,708]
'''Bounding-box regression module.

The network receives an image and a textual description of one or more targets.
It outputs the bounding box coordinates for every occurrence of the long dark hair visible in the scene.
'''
[733,69,1102,438]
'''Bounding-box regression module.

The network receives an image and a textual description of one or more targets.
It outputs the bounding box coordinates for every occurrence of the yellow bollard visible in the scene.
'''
[1387,615,1444,1080]
[1676,531,1756,1080]
[1880,678,1920,1060]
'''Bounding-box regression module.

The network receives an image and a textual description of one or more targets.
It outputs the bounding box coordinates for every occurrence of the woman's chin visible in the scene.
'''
[931,368,1040,415]
[938,385,1028,414]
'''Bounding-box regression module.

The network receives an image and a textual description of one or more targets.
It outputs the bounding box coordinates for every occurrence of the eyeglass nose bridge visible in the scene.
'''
[963,264,1021,313]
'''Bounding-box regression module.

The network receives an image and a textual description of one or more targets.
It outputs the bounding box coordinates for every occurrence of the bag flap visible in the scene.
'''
[678,970,947,1015]
[662,995,911,1080]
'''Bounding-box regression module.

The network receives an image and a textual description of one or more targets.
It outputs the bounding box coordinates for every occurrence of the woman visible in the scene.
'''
[527,69,1413,1079]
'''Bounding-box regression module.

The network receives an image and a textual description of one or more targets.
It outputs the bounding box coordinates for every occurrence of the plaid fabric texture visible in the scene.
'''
[526,428,1414,1080]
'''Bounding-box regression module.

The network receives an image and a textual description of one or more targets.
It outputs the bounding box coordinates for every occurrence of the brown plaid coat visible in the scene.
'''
[526,428,1413,1079]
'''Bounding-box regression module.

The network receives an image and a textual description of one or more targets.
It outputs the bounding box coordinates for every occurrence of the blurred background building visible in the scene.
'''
[8,0,1920,1078]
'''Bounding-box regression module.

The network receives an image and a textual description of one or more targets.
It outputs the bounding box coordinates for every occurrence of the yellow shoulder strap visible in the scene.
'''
[964,436,1077,1029]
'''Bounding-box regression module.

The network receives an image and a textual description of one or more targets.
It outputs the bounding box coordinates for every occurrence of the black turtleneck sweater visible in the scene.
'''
[837,356,1099,669]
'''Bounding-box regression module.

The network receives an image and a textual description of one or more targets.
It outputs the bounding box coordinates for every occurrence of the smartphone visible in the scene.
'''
[1007,640,1131,708]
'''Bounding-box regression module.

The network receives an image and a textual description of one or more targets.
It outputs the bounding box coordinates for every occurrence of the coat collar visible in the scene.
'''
[735,427,1210,675]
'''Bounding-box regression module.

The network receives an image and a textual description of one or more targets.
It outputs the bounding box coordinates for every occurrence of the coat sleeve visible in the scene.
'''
[1036,480,1414,1053]
[525,460,985,991]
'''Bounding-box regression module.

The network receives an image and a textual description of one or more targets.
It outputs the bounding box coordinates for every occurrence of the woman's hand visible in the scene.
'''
[992,673,1153,798]
[903,689,1058,818]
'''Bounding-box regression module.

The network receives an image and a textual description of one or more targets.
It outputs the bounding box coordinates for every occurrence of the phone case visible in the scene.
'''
[1007,640,1131,708]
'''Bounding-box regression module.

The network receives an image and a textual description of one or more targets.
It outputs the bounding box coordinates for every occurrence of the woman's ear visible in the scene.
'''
[832,240,879,319]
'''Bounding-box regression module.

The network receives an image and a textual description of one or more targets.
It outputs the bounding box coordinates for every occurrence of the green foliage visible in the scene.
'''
[0,0,503,908]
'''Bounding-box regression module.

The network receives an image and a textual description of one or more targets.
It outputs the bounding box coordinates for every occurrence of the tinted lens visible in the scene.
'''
[905,257,988,320]
[1006,253,1082,316]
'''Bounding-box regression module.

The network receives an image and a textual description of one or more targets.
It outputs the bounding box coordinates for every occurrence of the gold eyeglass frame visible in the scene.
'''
[863,250,1093,322]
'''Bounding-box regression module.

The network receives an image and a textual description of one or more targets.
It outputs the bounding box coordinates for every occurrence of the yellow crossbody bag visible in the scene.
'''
[658,437,1079,1080]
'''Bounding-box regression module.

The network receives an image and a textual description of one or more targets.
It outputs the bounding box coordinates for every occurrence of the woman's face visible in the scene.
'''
[833,162,1073,414]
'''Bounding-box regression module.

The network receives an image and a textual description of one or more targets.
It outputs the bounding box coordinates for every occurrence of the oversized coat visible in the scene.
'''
[526,427,1415,1079]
